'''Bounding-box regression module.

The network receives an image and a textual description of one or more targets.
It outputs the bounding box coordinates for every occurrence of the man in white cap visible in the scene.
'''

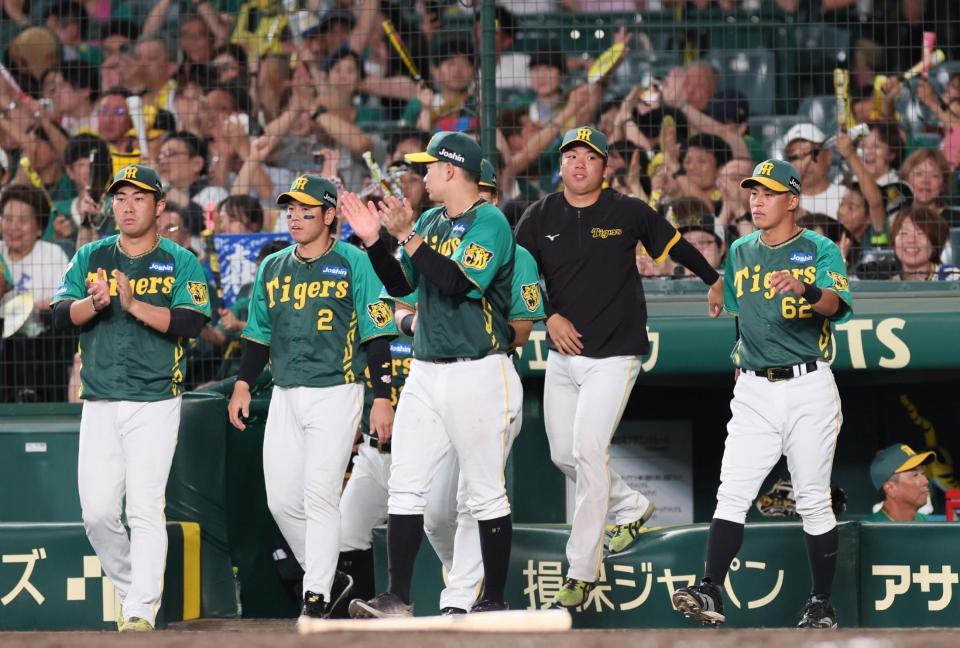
[783,124,845,220]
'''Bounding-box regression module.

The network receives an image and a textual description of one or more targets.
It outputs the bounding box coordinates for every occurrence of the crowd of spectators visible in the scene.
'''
[0,0,959,401]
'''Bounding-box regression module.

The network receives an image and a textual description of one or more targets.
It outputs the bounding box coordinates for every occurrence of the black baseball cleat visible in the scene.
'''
[327,570,354,617]
[440,606,467,615]
[469,599,509,613]
[348,591,414,618]
[797,595,838,629]
[671,579,726,626]
[299,591,326,620]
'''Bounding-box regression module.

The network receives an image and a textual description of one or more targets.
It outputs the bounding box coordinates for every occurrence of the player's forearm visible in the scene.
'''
[509,320,534,347]
[364,336,393,400]
[366,238,415,296]
[668,237,721,285]
[409,244,473,296]
[127,300,172,334]
[810,289,841,317]
[237,339,271,386]
[53,298,96,329]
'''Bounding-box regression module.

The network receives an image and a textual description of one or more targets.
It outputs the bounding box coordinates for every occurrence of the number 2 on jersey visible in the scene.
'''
[317,308,334,331]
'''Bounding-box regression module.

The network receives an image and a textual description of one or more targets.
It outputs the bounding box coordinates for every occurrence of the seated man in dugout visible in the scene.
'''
[867,444,935,522]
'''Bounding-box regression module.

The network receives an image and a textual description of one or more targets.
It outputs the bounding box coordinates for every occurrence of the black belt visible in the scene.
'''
[745,360,819,382]
[432,354,488,364]
[363,434,391,453]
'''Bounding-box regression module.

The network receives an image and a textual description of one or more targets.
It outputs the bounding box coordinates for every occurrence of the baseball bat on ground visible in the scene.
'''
[298,608,572,635]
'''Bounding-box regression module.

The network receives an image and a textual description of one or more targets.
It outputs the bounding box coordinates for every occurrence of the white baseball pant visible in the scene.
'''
[78,397,181,626]
[423,363,524,610]
[388,354,519,521]
[339,441,392,552]
[263,383,363,600]
[714,362,842,536]
[544,354,651,583]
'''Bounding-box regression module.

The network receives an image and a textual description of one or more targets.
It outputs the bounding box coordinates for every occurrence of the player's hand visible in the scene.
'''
[85,267,111,311]
[546,313,583,355]
[112,270,137,311]
[369,398,395,446]
[218,307,243,332]
[376,195,416,240]
[707,277,723,318]
[228,381,252,430]
[340,191,383,247]
[769,270,804,296]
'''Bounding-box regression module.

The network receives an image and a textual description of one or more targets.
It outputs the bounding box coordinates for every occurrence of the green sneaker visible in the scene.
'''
[607,503,655,554]
[549,578,595,609]
[119,616,153,632]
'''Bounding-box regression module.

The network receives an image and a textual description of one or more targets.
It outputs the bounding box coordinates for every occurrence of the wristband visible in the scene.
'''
[398,230,416,246]
[90,296,101,313]
[802,283,823,304]
[399,313,416,336]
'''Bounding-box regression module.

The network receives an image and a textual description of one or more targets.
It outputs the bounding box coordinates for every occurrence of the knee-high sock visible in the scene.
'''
[477,514,512,603]
[387,514,423,604]
[804,527,838,599]
[704,518,745,585]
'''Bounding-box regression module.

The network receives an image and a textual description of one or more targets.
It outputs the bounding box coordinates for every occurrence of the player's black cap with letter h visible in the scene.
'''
[740,159,802,195]
[277,174,339,209]
[107,164,163,196]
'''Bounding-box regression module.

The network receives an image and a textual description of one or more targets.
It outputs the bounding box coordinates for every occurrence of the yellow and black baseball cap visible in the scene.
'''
[870,443,936,490]
[479,159,497,191]
[560,125,608,159]
[405,131,482,175]
[740,159,802,195]
[107,164,163,196]
[276,174,338,209]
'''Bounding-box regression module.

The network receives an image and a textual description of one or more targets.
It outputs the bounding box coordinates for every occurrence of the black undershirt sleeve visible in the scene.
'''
[363,336,393,400]
[409,244,474,296]
[167,309,207,338]
[52,299,76,330]
[366,238,414,297]
[668,237,721,285]
[236,339,270,386]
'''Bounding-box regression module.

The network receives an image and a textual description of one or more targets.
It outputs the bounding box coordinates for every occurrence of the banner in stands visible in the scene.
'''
[208,234,292,307]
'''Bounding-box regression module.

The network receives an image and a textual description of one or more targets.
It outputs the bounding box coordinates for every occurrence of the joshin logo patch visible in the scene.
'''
[149,262,175,273]
[789,252,813,264]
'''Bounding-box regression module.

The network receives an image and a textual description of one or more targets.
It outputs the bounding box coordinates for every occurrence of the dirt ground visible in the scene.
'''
[1,620,958,648]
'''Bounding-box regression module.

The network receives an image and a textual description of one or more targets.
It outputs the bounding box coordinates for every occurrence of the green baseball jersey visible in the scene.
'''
[391,243,545,324]
[359,335,413,434]
[723,229,853,371]
[243,241,398,388]
[399,202,515,360]
[51,235,212,401]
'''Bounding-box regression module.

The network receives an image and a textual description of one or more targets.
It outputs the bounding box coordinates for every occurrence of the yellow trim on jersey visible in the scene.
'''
[240,333,272,347]
[652,230,681,265]
[171,340,185,396]
[77,342,84,399]
[481,296,499,351]
[178,521,201,620]
[173,305,211,317]
[341,312,358,383]
[359,330,398,345]
[759,228,805,250]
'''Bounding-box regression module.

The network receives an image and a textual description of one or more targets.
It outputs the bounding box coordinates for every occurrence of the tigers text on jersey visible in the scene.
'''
[51,235,212,401]
[723,228,853,371]
[243,241,398,388]
[515,189,682,357]
[400,202,515,360]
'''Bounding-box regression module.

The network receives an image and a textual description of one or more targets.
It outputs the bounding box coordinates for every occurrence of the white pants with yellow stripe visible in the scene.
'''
[544,354,650,583]
[423,363,524,610]
[714,362,841,535]
[78,397,181,626]
[263,384,363,600]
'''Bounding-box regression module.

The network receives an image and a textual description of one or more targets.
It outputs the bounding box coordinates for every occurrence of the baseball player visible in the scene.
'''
[672,159,852,629]
[515,126,724,609]
[50,164,212,632]
[339,132,519,617]
[227,174,398,625]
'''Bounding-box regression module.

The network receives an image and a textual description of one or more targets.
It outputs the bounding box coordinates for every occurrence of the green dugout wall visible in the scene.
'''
[0,282,957,628]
